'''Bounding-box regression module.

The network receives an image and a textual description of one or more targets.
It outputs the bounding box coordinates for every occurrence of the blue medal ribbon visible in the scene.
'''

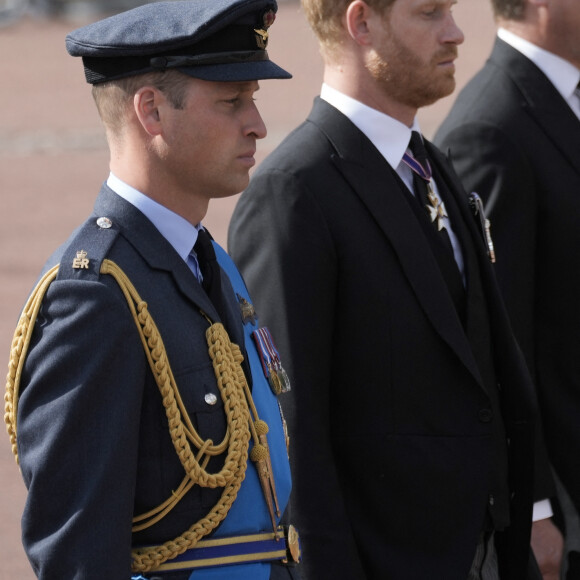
[402,151,432,182]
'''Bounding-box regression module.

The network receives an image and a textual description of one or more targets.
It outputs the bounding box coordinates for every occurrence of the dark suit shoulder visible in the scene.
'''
[437,70,522,144]
[436,38,560,141]
[254,119,336,178]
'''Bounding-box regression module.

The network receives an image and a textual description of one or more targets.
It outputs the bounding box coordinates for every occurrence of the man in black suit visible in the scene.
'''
[435,0,580,577]
[229,0,546,578]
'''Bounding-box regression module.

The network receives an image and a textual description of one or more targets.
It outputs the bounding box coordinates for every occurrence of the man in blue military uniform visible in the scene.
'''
[4,1,300,578]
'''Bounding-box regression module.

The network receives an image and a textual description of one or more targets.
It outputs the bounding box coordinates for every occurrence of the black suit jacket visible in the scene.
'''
[229,98,537,579]
[435,38,580,509]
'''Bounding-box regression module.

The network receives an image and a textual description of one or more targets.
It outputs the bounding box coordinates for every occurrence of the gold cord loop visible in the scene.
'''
[4,259,278,573]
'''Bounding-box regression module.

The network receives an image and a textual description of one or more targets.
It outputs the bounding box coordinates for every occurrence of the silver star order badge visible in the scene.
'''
[427,189,448,231]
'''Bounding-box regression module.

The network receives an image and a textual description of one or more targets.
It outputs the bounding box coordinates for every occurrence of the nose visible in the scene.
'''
[443,14,464,46]
[246,101,268,140]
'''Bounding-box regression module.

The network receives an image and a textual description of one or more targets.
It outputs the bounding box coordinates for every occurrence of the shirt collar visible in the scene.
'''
[320,83,420,170]
[107,172,201,261]
[498,28,580,101]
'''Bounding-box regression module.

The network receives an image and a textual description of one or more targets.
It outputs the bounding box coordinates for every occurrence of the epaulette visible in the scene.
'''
[56,216,120,282]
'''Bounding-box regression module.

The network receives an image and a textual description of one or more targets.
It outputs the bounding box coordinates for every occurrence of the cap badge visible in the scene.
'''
[254,9,276,50]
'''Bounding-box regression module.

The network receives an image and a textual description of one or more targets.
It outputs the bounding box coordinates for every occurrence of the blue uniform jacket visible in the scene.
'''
[16,185,292,579]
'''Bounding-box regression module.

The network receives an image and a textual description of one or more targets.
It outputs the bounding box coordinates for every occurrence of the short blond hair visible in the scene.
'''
[91,70,191,138]
[301,0,396,58]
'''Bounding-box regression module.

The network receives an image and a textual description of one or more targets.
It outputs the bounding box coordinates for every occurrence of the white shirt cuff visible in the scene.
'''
[533,499,554,522]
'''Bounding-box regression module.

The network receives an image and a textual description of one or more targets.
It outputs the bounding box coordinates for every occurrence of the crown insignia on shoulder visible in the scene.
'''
[72,249,90,269]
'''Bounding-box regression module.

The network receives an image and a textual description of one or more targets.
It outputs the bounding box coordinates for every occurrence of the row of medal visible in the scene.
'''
[252,327,291,396]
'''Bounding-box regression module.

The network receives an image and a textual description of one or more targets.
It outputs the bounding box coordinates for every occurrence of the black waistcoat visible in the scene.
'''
[433,165,511,531]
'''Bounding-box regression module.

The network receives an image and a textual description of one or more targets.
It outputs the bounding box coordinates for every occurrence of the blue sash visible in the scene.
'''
[131,245,292,580]
[187,244,292,580]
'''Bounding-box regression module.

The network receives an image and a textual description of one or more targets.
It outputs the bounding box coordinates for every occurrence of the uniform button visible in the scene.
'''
[204,393,218,406]
[96,217,113,229]
[478,408,493,423]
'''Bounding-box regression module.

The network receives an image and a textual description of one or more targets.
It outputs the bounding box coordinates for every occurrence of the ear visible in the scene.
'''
[345,0,374,46]
[133,86,164,137]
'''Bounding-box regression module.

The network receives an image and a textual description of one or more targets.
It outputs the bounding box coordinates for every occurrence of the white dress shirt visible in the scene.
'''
[107,172,204,281]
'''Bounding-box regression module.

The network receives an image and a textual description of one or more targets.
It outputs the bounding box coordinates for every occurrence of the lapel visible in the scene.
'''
[93,185,220,321]
[308,99,484,387]
[492,38,580,176]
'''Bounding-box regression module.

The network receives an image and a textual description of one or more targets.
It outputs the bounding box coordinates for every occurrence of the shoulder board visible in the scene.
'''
[56,216,120,282]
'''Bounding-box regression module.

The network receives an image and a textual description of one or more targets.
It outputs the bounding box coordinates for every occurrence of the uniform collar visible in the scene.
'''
[107,172,202,262]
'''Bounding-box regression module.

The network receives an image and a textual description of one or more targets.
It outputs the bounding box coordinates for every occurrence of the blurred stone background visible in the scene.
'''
[0,1,495,576]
